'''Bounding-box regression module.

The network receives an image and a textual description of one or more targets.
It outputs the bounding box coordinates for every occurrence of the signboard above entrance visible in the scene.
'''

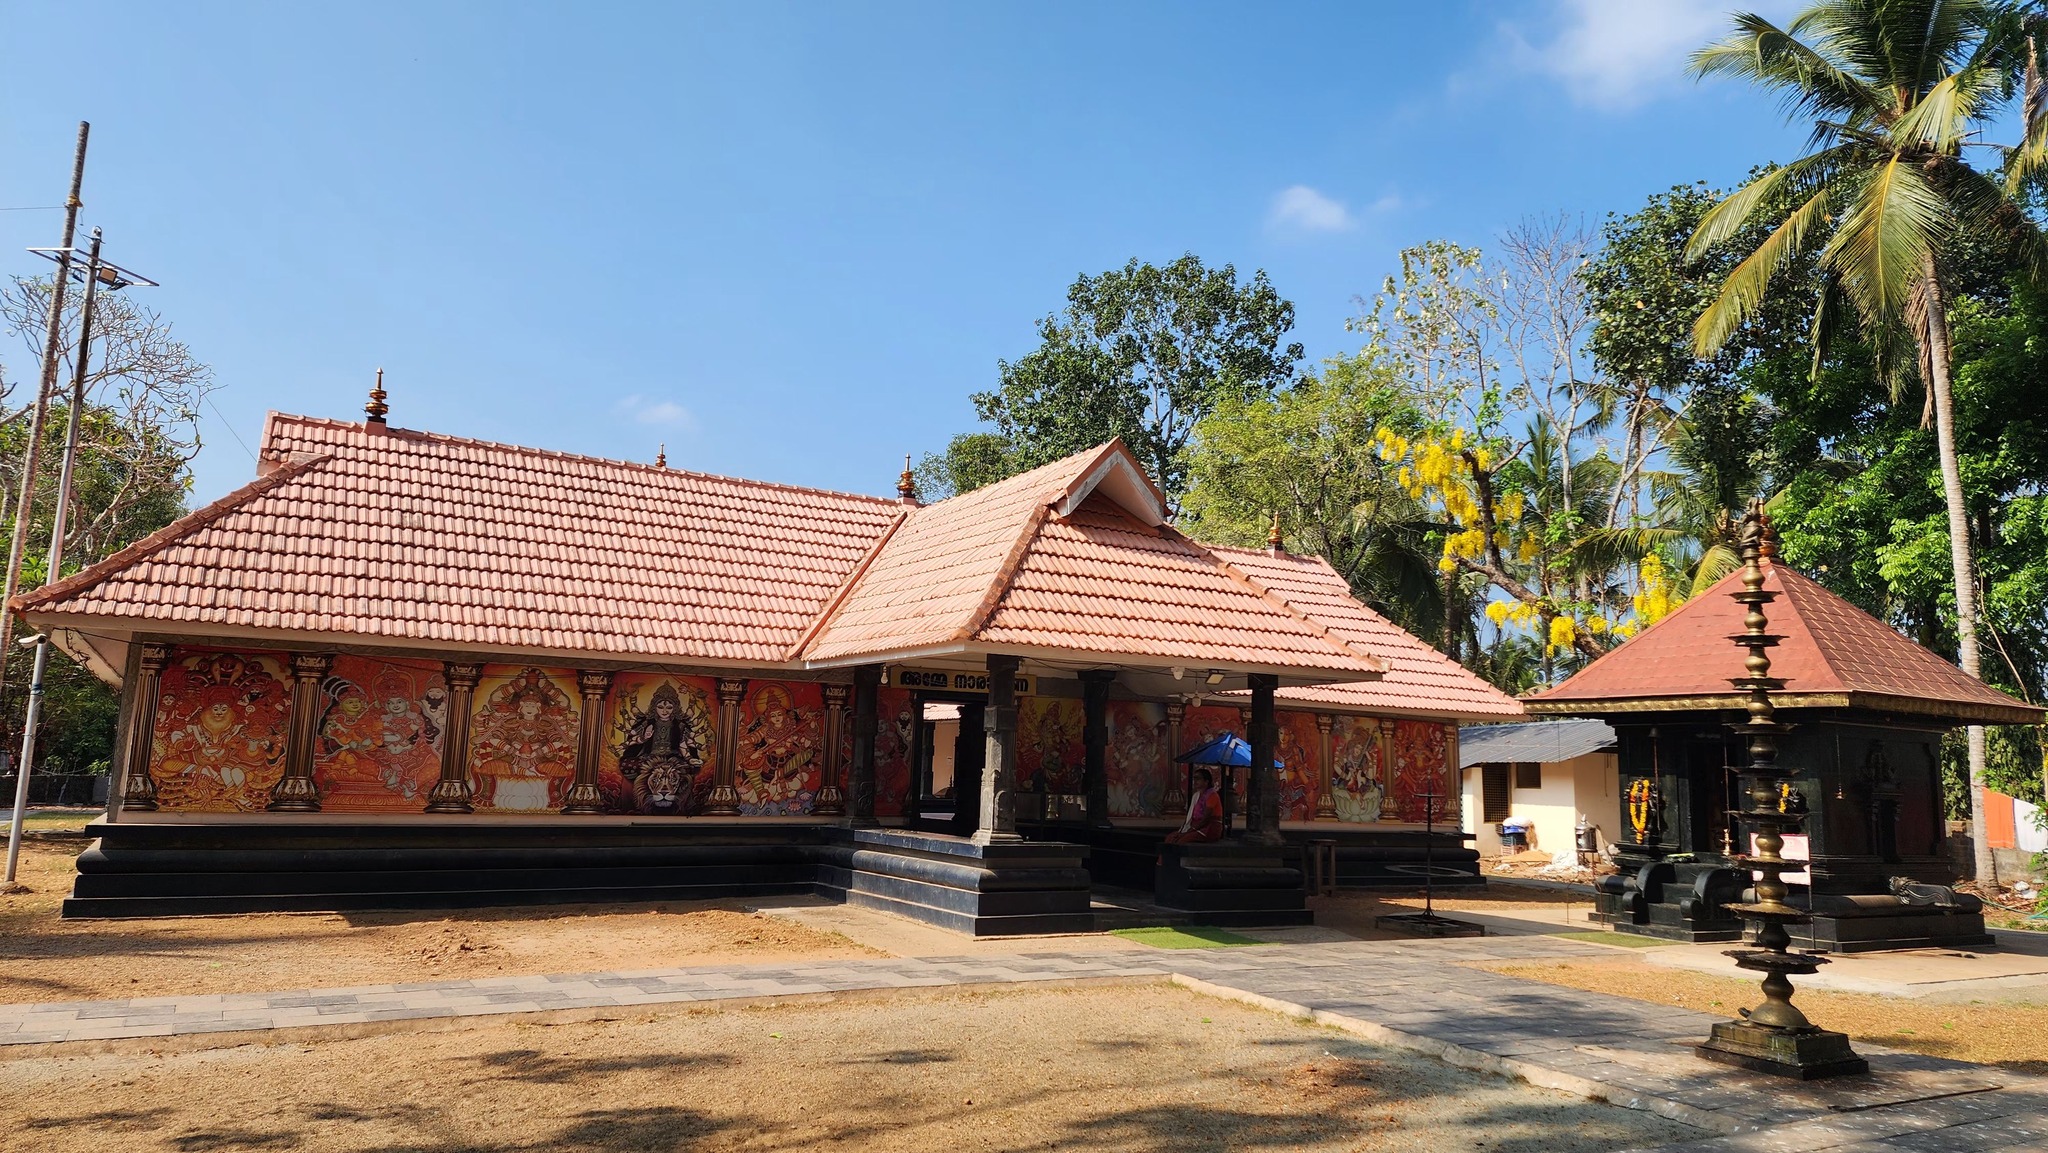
[888,667,1037,697]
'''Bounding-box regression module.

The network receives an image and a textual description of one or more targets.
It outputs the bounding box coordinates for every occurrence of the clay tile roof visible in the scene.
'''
[1205,546,1527,721]
[1526,559,2044,726]
[20,413,903,664]
[802,442,1386,679]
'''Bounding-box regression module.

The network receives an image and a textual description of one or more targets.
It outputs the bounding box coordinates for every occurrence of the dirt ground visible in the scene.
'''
[0,832,881,1003]
[1480,955,2048,1075]
[0,983,1701,1153]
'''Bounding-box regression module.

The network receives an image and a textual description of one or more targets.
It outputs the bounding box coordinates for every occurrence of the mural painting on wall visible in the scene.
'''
[149,649,292,812]
[1019,697,1083,793]
[312,656,449,811]
[1105,701,1166,818]
[467,666,580,813]
[602,673,716,815]
[874,687,914,817]
[1329,716,1385,823]
[1388,719,1456,823]
[1276,711,1320,822]
[736,681,823,815]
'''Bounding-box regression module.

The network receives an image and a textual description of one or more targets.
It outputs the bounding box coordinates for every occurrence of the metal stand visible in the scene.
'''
[1376,789,1485,938]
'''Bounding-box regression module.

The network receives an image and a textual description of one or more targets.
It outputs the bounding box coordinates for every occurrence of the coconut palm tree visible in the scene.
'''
[1683,0,2048,880]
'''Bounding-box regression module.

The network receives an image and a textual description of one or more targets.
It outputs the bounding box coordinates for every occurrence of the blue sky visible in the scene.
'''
[0,1,1805,506]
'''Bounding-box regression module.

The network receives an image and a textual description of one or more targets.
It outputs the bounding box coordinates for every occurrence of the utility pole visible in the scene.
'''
[0,124,87,851]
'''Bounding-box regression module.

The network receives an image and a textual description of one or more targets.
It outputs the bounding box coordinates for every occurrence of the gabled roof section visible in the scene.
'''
[1458,719,1614,768]
[1208,546,1528,721]
[802,442,1385,679]
[1527,559,2044,726]
[21,413,903,664]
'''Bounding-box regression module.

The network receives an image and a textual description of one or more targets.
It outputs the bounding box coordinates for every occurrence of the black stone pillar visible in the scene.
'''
[1081,670,1114,828]
[952,701,985,837]
[848,665,880,826]
[1247,673,1282,846]
[978,654,1021,844]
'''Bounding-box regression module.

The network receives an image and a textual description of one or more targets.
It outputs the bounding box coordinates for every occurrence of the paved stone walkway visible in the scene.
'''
[1,935,2042,1152]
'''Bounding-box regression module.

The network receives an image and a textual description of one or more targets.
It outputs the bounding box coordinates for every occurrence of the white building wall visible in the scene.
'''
[1462,751,1621,857]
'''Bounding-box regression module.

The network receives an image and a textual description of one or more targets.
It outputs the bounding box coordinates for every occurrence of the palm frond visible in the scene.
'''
[1690,543,1743,595]
[1692,11,1885,124]
[1693,184,1835,356]
[1819,153,1946,332]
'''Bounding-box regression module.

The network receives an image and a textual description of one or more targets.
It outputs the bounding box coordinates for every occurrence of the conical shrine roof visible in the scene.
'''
[1525,559,2042,726]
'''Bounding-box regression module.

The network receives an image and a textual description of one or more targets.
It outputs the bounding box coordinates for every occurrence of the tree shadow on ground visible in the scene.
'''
[838,1046,957,1064]
[473,1047,735,1082]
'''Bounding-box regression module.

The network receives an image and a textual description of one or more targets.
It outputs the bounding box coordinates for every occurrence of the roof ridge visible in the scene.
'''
[261,411,903,509]
[13,452,335,614]
[788,507,913,660]
[1181,534,1388,673]
[952,503,1053,644]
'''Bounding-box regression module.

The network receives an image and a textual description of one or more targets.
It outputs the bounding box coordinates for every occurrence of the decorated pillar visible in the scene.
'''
[816,683,849,815]
[1080,670,1113,828]
[1247,673,1282,846]
[977,653,1021,844]
[1380,719,1397,819]
[1314,713,1338,820]
[706,678,746,815]
[117,642,172,812]
[848,665,880,826]
[425,661,482,813]
[562,669,612,814]
[267,652,334,812]
[1238,705,1258,834]
[1163,700,1187,813]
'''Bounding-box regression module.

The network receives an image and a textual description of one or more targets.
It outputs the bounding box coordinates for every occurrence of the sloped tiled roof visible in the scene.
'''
[1208,546,1527,721]
[22,414,904,664]
[1526,559,2043,726]
[1458,719,1614,768]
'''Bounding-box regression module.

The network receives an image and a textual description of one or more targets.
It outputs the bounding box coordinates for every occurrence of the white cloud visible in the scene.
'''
[613,394,697,429]
[1511,0,1794,110]
[1267,185,1356,233]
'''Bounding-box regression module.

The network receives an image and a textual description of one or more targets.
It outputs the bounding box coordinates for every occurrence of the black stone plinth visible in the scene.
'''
[1695,1020,1870,1080]
[1154,842,1311,926]
[1373,911,1485,937]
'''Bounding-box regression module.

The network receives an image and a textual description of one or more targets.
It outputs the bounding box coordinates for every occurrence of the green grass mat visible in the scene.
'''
[1111,926,1263,949]
[1548,930,1672,948]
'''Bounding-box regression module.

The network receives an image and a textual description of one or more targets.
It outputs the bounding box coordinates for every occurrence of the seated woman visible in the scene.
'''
[1164,767,1224,844]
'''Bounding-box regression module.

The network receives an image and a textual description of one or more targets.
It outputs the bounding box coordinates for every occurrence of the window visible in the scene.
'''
[1514,762,1542,790]
[1481,764,1511,822]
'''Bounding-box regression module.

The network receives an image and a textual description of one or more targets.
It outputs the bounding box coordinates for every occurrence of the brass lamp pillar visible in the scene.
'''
[1694,501,1867,1080]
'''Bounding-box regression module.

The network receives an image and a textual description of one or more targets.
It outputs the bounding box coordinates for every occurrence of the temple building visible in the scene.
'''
[21,403,1521,933]
[1526,532,2043,952]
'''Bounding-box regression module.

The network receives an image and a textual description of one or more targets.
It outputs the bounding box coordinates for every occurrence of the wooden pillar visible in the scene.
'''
[977,654,1021,844]
[267,652,334,812]
[117,642,171,812]
[1314,713,1338,820]
[1080,670,1113,828]
[706,678,746,815]
[1247,673,1282,846]
[848,665,880,826]
[1163,700,1187,813]
[562,669,612,814]
[815,683,849,815]
[1380,719,1397,821]
[424,661,481,813]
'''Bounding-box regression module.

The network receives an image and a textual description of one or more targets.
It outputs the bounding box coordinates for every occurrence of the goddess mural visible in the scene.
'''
[469,668,577,812]
[152,651,291,812]
[616,681,708,815]
[737,683,818,815]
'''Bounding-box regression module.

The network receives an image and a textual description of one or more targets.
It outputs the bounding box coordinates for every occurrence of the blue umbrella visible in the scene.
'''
[1173,731,1282,769]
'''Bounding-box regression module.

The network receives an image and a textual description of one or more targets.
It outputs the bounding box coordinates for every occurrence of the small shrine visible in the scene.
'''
[1526,520,2043,953]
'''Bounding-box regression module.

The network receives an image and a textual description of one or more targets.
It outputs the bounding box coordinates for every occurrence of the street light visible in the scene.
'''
[2,228,155,888]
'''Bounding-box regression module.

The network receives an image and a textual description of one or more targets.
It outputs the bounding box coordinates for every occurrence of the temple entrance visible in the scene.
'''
[909,692,986,836]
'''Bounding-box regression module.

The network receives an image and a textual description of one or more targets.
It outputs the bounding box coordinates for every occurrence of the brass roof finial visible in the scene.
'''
[1267,510,1284,553]
[655,443,667,469]
[364,367,389,425]
[897,453,919,504]
[1757,504,1781,561]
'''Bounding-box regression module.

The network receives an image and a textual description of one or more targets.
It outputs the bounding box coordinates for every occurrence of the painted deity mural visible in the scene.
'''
[148,648,292,812]
[1388,719,1456,824]
[602,673,716,815]
[468,666,580,813]
[1275,711,1320,822]
[874,687,914,817]
[1178,705,1248,809]
[312,655,448,811]
[1105,701,1167,818]
[1018,697,1084,793]
[736,680,823,815]
[1329,715,1386,823]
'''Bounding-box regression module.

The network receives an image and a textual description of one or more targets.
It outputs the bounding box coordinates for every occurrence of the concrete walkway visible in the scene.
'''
[1,934,2042,1152]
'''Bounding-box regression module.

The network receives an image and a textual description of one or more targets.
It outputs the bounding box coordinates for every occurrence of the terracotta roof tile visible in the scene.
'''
[1206,546,1526,721]
[1527,559,2043,725]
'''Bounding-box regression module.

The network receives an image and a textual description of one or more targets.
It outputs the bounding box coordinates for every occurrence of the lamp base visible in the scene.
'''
[1695,1020,1868,1080]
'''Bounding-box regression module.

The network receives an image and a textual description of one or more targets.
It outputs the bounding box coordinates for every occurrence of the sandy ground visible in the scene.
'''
[0,983,1701,1153]
[1480,955,2048,1075]
[0,833,881,1003]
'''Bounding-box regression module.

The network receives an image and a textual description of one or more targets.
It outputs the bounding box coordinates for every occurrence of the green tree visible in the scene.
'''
[1685,0,2048,877]
[1181,351,1445,642]
[970,254,1304,507]
[913,432,1017,501]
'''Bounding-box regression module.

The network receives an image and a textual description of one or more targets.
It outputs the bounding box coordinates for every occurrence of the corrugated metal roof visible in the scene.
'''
[1458,719,1615,768]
